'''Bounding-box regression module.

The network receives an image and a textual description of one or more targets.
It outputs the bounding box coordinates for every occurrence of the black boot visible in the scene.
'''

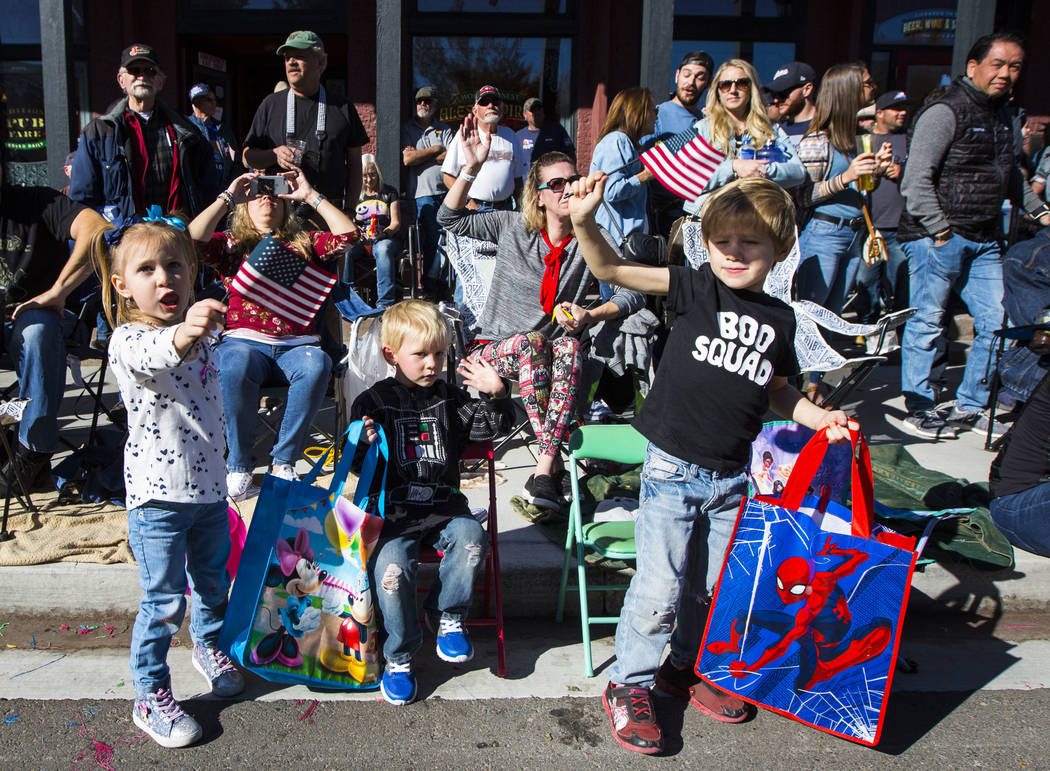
[0,443,53,497]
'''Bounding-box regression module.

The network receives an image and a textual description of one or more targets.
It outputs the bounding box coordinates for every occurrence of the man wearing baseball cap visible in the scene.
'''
[243,30,369,210]
[853,91,911,342]
[70,43,216,222]
[766,61,817,145]
[515,97,544,181]
[402,86,455,295]
[441,85,520,210]
[186,82,240,193]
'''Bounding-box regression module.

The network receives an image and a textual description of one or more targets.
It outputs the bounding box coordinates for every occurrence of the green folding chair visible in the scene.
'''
[555,424,648,676]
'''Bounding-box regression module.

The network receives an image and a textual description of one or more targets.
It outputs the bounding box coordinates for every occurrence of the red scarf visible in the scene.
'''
[125,111,181,215]
[539,230,574,314]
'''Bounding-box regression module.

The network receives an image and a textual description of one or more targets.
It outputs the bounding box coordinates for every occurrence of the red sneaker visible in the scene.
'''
[602,683,663,755]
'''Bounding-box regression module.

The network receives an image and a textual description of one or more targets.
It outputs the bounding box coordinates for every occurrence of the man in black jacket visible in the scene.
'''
[70,43,216,222]
[897,32,1050,440]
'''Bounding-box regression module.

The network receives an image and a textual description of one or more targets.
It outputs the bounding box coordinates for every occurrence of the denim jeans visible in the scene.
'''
[796,218,864,316]
[990,482,1050,558]
[127,499,230,696]
[853,230,909,323]
[343,239,401,308]
[900,234,1005,413]
[606,443,748,687]
[213,337,332,472]
[2,308,75,453]
[415,194,447,282]
[369,515,488,664]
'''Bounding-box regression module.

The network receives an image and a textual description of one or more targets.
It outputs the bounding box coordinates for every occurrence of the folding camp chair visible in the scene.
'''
[555,423,648,676]
[680,217,915,408]
[417,440,506,677]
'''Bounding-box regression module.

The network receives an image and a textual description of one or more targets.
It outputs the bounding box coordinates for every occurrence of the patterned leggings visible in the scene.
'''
[475,332,580,458]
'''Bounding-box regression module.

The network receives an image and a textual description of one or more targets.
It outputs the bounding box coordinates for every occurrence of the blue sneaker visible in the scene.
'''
[380,661,417,705]
[436,616,474,663]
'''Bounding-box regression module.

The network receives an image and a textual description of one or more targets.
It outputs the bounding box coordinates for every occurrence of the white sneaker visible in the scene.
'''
[226,471,259,502]
[270,463,300,481]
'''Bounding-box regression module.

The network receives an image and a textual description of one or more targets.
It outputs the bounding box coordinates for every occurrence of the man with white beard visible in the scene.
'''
[70,43,215,222]
[402,86,454,294]
[442,85,520,210]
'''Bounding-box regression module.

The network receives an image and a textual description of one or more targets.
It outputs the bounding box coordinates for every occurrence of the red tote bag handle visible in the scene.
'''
[778,425,875,539]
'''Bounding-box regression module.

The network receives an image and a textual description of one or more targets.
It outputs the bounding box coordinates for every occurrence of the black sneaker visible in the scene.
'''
[946,406,1009,439]
[522,474,562,510]
[554,468,573,503]
[899,408,957,440]
[602,683,663,755]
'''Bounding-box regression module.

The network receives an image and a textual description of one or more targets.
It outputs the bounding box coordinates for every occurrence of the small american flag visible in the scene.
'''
[640,128,727,202]
[231,235,338,326]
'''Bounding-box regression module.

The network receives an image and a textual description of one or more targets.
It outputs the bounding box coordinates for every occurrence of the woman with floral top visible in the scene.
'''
[189,169,358,500]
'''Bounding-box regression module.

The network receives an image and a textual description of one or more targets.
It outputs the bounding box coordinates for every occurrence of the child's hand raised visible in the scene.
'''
[175,299,227,359]
[567,172,607,224]
[457,355,506,397]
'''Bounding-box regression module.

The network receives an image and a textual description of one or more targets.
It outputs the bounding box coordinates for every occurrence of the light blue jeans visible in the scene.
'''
[900,234,1004,413]
[214,337,332,472]
[991,482,1050,558]
[796,217,864,316]
[343,238,401,308]
[369,515,488,664]
[127,499,230,696]
[607,443,748,687]
[2,308,76,453]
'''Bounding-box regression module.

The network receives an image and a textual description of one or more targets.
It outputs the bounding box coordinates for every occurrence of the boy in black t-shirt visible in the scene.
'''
[570,176,854,755]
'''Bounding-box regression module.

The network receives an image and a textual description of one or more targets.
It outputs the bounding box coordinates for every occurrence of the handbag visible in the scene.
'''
[219,420,388,689]
[697,426,918,746]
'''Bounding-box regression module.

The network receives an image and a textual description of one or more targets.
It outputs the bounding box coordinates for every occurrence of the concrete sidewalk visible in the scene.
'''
[1,347,1047,619]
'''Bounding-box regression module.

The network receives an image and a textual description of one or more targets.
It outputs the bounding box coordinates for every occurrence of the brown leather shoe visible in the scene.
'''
[690,679,751,723]
[602,683,663,755]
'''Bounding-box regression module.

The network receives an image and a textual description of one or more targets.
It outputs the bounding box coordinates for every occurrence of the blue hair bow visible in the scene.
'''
[143,205,187,230]
[102,206,186,246]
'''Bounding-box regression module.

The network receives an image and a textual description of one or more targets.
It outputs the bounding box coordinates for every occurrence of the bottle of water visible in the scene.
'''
[756,139,786,164]
[739,135,755,160]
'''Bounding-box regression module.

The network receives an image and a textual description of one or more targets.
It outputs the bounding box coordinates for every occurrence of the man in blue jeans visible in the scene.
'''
[897,32,1050,440]
[0,174,108,493]
[402,86,454,298]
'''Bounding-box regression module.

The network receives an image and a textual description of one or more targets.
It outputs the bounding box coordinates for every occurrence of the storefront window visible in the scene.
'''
[674,0,791,17]
[412,36,573,131]
[0,0,41,45]
[417,0,568,12]
[1,62,46,186]
[669,40,795,91]
[874,1,956,46]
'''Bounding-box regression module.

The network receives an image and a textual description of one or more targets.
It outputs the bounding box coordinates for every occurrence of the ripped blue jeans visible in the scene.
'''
[369,515,488,664]
[607,442,747,687]
[128,499,231,696]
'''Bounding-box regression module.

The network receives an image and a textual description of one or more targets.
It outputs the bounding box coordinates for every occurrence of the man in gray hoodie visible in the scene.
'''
[897,32,1050,441]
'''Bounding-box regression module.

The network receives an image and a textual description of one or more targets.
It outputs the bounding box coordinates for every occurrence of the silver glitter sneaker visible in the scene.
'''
[132,688,202,748]
[192,643,246,698]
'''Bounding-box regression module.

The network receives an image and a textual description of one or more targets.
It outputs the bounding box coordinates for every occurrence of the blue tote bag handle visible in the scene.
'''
[302,419,388,517]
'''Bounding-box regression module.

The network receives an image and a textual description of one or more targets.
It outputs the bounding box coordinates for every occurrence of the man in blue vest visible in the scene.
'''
[897,32,1050,440]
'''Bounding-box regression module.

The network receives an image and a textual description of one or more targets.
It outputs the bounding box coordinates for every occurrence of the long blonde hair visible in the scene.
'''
[520,151,576,233]
[804,63,865,154]
[704,59,775,154]
[92,221,199,328]
[597,87,654,146]
[228,199,312,259]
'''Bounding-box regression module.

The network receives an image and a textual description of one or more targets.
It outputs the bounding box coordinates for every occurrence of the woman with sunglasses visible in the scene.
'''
[588,88,657,274]
[438,116,644,509]
[685,59,804,212]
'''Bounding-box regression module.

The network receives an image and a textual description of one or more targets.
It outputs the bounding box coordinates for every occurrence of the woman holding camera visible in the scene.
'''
[189,170,358,500]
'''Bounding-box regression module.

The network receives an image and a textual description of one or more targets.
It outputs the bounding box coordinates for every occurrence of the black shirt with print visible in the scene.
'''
[0,185,83,309]
[633,265,799,471]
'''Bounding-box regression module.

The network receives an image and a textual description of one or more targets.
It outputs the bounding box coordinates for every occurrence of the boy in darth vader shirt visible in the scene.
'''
[350,299,514,706]
[569,174,855,754]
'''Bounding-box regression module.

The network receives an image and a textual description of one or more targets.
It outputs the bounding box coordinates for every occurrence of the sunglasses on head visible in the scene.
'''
[718,77,751,93]
[538,174,581,194]
[127,65,158,77]
[477,96,501,107]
